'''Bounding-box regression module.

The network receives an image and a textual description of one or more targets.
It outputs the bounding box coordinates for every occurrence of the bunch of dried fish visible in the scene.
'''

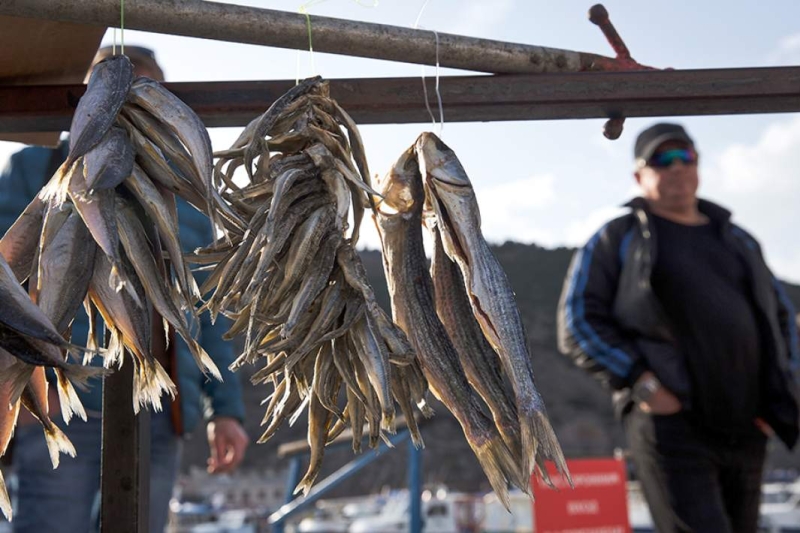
[63,53,223,403]
[0,250,106,520]
[196,77,431,496]
[0,54,226,519]
[373,133,570,506]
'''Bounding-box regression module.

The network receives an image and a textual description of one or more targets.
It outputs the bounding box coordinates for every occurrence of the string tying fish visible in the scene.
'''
[413,0,445,136]
[296,0,380,84]
[112,0,125,56]
[297,0,324,84]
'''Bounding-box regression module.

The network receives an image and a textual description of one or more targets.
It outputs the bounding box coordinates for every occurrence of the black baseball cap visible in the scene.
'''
[634,123,695,162]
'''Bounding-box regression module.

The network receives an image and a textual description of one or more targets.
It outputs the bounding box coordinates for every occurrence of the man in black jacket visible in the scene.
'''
[557,122,799,533]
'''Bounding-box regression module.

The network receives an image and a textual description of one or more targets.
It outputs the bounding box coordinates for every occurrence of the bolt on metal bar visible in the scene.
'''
[0,0,628,75]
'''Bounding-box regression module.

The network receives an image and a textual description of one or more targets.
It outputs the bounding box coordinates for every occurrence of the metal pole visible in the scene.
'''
[269,430,412,528]
[408,441,422,533]
[0,0,626,74]
[272,457,303,533]
[3,67,800,133]
[100,359,151,533]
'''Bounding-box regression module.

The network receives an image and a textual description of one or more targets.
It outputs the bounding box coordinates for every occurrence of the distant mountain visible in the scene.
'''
[181,242,800,496]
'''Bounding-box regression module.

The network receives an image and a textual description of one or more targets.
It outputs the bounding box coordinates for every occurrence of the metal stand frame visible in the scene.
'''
[0,3,795,532]
[270,430,424,533]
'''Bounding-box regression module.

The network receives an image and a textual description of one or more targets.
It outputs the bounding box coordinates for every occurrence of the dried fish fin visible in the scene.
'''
[42,422,77,469]
[346,386,365,454]
[293,392,332,496]
[392,368,424,449]
[102,328,125,370]
[132,358,176,414]
[54,368,88,424]
[469,435,513,511]
[0,472,11,521]
[83,298,99,365]
[527,407,572,487]
[21,387,76,469]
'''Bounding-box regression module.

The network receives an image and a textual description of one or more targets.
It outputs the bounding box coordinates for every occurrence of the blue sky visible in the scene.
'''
[2,0,799,282]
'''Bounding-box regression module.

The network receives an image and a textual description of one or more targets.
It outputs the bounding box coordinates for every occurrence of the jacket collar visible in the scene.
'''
[624,197,732,224]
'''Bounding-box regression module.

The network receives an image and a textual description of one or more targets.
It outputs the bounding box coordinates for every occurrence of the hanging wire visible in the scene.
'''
[111,0,125,56]
[431,29,444,136]
[120,0,125,55]
[296,0,380,84]
[413,0,444,135]
[297,0,325,84]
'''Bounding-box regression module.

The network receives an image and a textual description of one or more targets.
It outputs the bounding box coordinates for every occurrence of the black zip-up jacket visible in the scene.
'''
[557,197,800,448]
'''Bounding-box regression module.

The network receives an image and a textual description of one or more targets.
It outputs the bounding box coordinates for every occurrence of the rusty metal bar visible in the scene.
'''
[100,360,151,533]
[1,67,799,133]
[0,0,628,75]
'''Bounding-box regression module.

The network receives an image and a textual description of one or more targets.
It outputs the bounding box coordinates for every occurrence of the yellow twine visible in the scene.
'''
[111,0,125,56]
[297,0,325,83]
[120,0,125,55]
[296,0,380,84]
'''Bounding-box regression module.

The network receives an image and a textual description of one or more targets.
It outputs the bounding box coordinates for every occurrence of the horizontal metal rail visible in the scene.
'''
[269,430,413,528]
[1,67,799,133]
[0,0,628,75]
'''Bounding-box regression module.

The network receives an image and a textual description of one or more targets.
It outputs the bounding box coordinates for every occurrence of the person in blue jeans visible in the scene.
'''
[0,45,249,533]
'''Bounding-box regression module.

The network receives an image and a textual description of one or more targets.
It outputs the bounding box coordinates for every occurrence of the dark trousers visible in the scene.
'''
[625,408,767,533]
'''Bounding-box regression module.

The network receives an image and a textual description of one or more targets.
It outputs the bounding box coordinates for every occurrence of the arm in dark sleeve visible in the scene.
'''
[557,223,647,390]
[0,148,43,234]
[733,224,800,375]
[773,278,799,374]
[179,202,246,423]
[199,312,246,422]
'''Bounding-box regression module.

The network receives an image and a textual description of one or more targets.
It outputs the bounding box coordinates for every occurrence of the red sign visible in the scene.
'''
[532,458,631,533]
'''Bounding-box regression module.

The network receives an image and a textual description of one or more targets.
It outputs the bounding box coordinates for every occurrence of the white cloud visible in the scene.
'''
[710,117,800,195]
[474,174,556,210]
[701,116,800,284]
[563,205,628,247]
[473,174,559,245]
[767,33,800,65]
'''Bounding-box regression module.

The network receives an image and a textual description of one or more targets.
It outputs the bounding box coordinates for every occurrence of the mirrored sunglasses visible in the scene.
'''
[647,148,698,168]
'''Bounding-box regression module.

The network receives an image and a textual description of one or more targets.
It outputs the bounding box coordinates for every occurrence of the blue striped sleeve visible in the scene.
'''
[563,225,635,377]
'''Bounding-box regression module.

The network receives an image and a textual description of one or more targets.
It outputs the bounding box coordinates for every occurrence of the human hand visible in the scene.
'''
[635,372,681,415]
[206,417,249,474]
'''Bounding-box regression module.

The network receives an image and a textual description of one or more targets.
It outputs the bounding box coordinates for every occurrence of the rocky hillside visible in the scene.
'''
[181,243,800,496]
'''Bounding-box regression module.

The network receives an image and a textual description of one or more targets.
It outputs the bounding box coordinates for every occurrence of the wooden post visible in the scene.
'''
[100,360,151,533]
